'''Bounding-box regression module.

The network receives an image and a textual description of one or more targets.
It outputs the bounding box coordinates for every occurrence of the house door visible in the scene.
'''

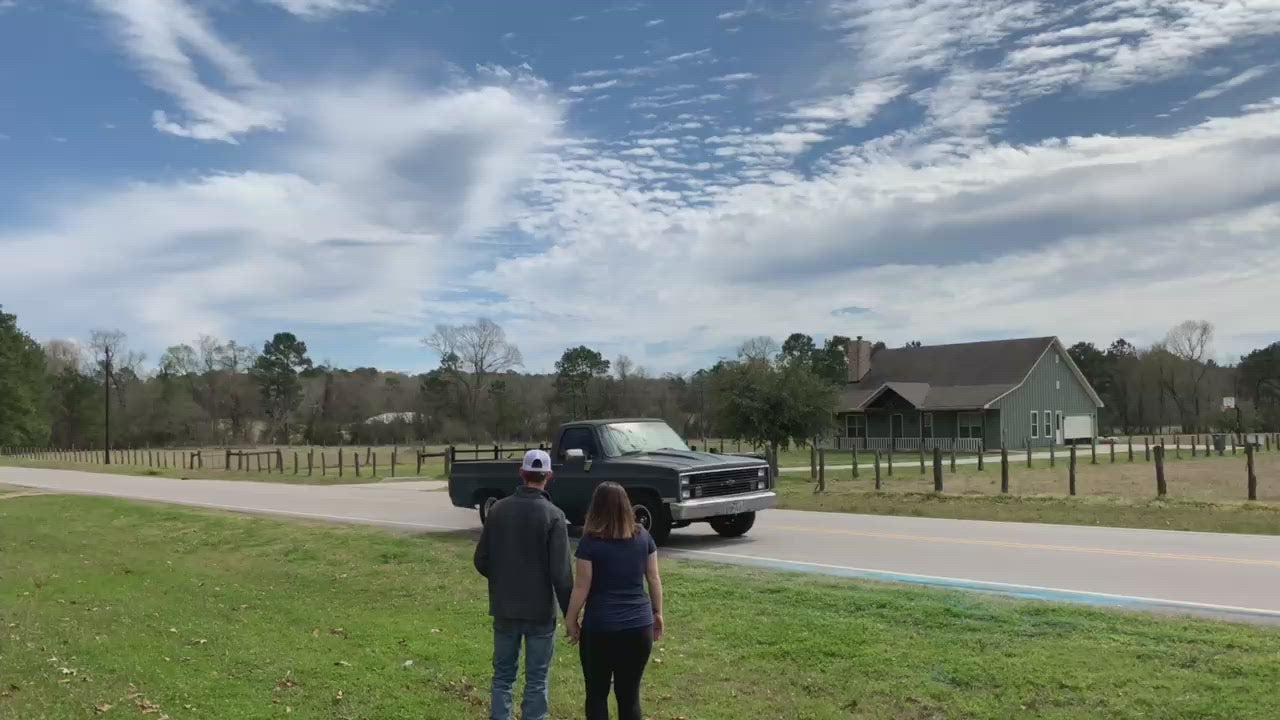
[891,414,904,442]
[1055,411,1064,444]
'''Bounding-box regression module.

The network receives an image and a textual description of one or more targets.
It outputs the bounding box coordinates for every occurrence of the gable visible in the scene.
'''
[858,337,1055,388]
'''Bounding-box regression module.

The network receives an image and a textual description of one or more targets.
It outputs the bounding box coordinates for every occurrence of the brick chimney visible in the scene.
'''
[846,336,872,383]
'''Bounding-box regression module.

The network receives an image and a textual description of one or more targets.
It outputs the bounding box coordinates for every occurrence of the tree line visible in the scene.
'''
[1,305,1276,453]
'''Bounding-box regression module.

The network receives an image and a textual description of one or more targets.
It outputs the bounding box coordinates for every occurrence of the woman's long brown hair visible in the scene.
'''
[583,481,637,540]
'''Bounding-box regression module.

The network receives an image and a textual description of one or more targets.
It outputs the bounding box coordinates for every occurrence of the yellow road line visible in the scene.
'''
[774,525,1280,568]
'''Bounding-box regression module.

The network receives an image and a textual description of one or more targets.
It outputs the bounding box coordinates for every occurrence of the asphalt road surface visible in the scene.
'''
[5,466,1280,625]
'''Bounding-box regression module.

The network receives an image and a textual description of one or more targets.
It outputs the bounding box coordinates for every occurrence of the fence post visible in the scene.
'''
[392,448,397,477]
[887,446,894,477]
[874,451,882,490]
[950,444,957,473]
[293,451,298,475]
[816,449,826,493]
[494,444,500,460]
[1231,435,1237,456]
[308,450,314,476]
[1145,436,1152,461]
[919,444,925,475]
[1268,435,1273,453]
[1049,442,1055,468]
[1155,445,1166,497]
[1247,442,1257,501]
[1128,436,1134,462]
[373,451,378,478]
[339,448,344,477]
[1069,445,1077,496]
[1174,435,1181,460]
[321,453,327,476]
[851,445,859,479]
[1000,445,1009,494]
[1026,439,1032,468]
[933,447,943,492]
[276,449,283,472]
[354,452,361,477]
[1192,435,1198,457]
[810,446,817,480]
[978,440,985,471]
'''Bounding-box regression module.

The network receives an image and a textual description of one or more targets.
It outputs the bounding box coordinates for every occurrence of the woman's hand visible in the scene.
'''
[565,619,581,645]
[652,613,664,642]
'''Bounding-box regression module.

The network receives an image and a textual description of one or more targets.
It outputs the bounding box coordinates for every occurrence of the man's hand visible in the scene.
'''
[652,613,664,642]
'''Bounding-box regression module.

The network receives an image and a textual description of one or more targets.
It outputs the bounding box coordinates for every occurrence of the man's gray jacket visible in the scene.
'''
[474,485,573,622]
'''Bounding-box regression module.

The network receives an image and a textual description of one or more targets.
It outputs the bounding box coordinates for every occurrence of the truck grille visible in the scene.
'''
[686,467,765,498]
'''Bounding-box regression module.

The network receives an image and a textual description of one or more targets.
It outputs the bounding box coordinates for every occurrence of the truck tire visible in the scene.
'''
[710,512,756,538]
[478,492,503,525]
[631,494,672,546]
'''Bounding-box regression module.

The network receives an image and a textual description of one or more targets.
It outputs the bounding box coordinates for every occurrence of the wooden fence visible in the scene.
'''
[804,432,1280,500]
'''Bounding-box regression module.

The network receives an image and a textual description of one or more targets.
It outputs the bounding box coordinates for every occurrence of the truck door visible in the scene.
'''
[551,426,601,524]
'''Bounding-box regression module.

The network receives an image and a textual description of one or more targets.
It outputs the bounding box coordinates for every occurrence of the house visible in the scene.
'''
[837,336,1103,451]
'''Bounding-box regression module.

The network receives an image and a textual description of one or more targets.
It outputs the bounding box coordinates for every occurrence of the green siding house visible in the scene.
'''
[836,336,1103,451]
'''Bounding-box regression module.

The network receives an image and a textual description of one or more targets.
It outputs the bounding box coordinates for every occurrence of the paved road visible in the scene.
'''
[5,466,1280,624]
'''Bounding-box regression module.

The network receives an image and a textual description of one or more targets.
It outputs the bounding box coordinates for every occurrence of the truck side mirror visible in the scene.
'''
[564,448,586,463]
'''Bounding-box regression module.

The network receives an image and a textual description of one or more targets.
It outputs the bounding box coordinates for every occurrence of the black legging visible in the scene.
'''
[579,625,654,720]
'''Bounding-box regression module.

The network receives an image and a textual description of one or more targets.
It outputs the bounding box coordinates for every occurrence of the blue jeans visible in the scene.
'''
[490,618,557,720]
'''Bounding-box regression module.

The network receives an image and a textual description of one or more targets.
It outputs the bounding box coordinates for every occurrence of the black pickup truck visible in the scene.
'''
[447,418,776,544]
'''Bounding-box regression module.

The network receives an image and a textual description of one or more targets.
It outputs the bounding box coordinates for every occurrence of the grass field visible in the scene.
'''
[775,450,1280,534]
[4,495,1280,719]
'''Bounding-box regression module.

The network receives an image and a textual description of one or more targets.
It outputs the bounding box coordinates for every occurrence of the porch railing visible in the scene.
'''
[822,437,985,453]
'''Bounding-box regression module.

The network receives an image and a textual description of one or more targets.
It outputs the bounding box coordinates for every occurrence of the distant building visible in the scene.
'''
[837,336,1103,450]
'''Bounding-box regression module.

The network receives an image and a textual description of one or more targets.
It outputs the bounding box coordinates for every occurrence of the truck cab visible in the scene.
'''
[447,418,776,544]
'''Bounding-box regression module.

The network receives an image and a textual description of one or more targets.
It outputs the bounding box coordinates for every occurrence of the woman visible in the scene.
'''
[565,481,664,720]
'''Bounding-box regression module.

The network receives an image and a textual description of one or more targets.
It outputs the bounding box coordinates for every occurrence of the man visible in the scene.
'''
[474,448,573,720]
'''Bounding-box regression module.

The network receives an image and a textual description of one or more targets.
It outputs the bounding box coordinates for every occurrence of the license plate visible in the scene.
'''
[725,500,744,515]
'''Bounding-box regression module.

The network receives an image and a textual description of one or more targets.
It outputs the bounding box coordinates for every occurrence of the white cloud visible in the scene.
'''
[6,10,560,349]
[568,79,620,93]
[790,77,906,126]
[1192,65,1274,101]
[645,18,664,27]
[93,0,284,143]
[259,0,384,18]
[666,48,712,62]
[710,72,757,83]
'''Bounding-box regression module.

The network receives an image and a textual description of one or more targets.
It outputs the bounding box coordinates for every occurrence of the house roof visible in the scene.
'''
[839,336,1103,411]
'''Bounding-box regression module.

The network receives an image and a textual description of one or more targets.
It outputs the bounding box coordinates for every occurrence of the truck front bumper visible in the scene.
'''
[669,491,777,521]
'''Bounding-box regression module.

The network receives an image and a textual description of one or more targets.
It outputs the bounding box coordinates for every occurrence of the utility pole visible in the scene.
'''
[103,346,113,465]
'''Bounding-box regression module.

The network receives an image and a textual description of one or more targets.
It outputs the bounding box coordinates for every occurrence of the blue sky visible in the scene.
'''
[2,0,1279,375]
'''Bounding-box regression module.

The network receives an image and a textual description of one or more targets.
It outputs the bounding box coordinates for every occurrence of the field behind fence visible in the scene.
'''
[794,433,1280,503]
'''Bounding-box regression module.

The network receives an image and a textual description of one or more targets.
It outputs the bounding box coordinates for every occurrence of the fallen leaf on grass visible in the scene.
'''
[335,660,352,667]
[136,698,162,714]
[402,660,414,668]
[275,677,300,690]
[93,703,112,713]
[329,628,347,638]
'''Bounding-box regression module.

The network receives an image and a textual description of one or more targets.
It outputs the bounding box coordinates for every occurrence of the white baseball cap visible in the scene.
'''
[521,448,552,474]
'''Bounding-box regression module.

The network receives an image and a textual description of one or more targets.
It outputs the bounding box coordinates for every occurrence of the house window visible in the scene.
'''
[958,413,983,439]
[846,414,866,439]
[1030,411,1039,438]
[1056,411,1063,433]
[921,412,933,439]
[1043,410,1052,438]
[1056,380,1061,390]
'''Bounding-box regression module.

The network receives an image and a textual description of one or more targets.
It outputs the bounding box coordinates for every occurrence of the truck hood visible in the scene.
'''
[618,449,766,471]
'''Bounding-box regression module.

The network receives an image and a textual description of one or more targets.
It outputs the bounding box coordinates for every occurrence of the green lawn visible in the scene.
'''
[4,496,1280,719]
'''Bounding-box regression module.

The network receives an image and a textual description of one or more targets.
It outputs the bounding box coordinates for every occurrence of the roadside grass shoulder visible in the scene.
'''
[3,496,1280,719]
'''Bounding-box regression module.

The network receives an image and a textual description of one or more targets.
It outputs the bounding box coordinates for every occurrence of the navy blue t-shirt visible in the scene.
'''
[575,528,657,632]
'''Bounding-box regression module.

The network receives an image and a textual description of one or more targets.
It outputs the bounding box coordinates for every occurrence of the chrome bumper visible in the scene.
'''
[670,491,777,521]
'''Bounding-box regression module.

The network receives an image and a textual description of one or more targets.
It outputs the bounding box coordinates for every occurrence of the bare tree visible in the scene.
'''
[1162,320,1215,432]
[424,318,522,437]
[42,339,85,376]
[738,336,779,364]
[89,330,143,462]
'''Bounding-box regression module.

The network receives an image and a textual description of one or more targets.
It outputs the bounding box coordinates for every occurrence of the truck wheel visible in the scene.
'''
[631,495,672,546]
[710,512,756,538]
[478,493,502,525]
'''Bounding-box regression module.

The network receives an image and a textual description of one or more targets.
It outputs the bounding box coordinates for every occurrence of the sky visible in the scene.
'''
[1,0,1279,375]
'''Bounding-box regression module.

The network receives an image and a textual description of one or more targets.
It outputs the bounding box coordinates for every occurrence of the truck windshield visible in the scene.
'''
[601,422,691,456]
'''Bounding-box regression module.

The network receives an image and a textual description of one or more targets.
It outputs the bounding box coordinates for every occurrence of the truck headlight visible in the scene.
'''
[757,480,767,490]
[681,488,691,499]
[757,468,766,477]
